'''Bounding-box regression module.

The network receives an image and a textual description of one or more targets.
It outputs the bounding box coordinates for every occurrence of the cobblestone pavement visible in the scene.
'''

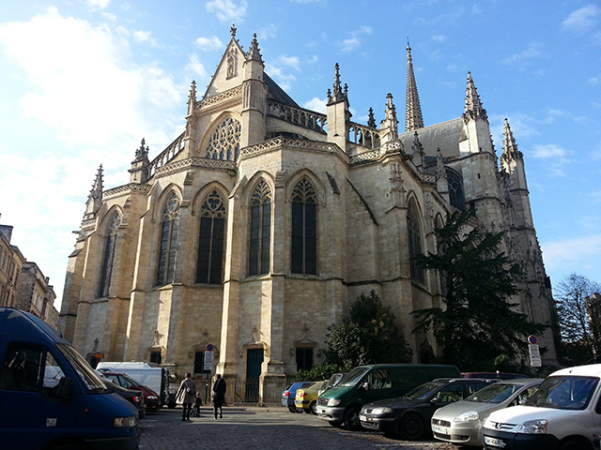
[139,406,460,450]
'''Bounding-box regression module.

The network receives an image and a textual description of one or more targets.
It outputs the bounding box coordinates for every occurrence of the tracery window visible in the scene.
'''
[408,201,425,284]
[447,169,466,210]
[205,117,241,161]
[196,190,226,284]
[156,193,180,286]
[99,213,121,298]
[291,178,317,275]
[248,180,271,276]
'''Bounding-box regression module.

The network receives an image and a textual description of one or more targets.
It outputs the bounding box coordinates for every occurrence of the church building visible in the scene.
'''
[59,27,557,403]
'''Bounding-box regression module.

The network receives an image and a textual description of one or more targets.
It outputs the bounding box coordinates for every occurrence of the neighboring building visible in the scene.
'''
[0,224,25,309]
[16,261,59,330]
[587,293,601,362]
[59,29,557,403]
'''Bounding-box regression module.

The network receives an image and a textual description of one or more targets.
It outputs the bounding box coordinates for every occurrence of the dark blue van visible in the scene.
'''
[0,307,140,449]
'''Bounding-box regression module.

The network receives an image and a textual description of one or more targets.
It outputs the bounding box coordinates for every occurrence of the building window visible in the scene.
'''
[193,351,212,374]
[205,117,241,161]
[248,180,271,276]
[296,348,313,371]
[291,178,317,275]
[99,213,121,298]
[408,202,425,284]
[156,193,180,286]
[447,169,466,210]
[149,350,162,364]
[196,190,226,284]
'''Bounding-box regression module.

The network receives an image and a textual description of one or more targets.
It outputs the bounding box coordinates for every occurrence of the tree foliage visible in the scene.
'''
[411,209,544,371]
[324,291,412,371]
[555,273,601,366]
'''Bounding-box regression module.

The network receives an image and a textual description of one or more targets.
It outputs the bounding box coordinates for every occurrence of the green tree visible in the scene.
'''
[555,273,601,366]
[412,209,543,371]
[324,291,412,371]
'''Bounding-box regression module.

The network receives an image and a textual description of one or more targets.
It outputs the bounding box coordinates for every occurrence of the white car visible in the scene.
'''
[482,364,601,450]
[431,378,542,447]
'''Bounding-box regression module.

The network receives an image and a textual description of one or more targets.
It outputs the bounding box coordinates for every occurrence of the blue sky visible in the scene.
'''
[0,0,599,308]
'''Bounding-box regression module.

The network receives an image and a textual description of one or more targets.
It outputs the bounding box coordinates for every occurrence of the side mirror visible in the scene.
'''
[431,397,442,404]
[57,377,74,401]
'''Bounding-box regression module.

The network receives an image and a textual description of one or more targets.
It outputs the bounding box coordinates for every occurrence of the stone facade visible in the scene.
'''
[59,29,557,403]
[0,225,25,309]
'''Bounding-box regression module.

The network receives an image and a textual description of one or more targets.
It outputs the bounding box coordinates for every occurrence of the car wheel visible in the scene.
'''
[398,413,426,440]
[558,439,593,450]
[343,406,362,431]
[308,401,317,415]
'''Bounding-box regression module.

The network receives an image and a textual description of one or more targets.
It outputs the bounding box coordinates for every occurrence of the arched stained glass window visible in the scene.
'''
[447,169,466,210]
[205,117,241,161]
[408,201,425,284]
[248,180,271,276]
[156,193,180,286]
[99,213,121,298]
[196,190,226,284]
[291,178,317,275]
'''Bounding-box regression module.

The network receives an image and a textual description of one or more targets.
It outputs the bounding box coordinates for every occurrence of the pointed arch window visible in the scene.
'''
[156,193,180,286]
[408,202,425,284]
[447,169,466,210]
[196,190,226,284]
[291,178,317,275]
[99,213,121,298]
[205,117,241,161]
[248,180,271,276]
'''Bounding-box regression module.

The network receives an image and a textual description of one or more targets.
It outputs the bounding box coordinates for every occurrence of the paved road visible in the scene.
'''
[139,406,459,450]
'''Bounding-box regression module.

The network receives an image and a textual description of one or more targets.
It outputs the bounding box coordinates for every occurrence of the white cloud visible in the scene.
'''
[257,24,278,42]
[501,42,543,65]
[86,0,111,10]
[542,234,601,275]
[206,0,248,24]
[195,35,224,51]
[302,97,327,114]
[186,54,209,81]
[431,34,447,42]
[562,4,600,33]
[532,144,567,159]
[265,63,297,91]
[338,26,373,53]
[281,55,300,70]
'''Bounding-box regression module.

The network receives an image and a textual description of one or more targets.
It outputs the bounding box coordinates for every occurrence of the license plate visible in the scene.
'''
[432,424,448,434]
[484,436,506,448]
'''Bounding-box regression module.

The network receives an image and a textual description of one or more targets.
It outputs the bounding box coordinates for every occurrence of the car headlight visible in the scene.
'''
[518,419,548,434]
[327,398,341,406]
[369,407,394,415]
[454,411,479,422]
[113,416,137,428]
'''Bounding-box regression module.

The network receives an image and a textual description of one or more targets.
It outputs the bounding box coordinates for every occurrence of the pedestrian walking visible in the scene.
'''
[212,374,226,419]
[193,392,202,417]
[176,373,196,421]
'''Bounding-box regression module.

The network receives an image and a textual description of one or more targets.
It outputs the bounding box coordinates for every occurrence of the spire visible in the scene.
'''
[380,93,399,142]
[367,107,376,128]
[405,42,424,132]
[411,131,425,167]
[463,72,488,122]
[133,138,149,163]
[130,139,150,184]
[187,80,197,115]
[84,165,103,219]
[502,118,522,161]
[327,63,348,104]
[246,33,263,64]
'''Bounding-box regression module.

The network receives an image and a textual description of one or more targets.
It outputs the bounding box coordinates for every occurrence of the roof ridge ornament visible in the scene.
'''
[230,24,237,38]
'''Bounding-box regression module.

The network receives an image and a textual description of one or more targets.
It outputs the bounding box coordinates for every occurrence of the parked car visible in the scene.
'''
[463,372,530,380]
[431,378,543,447]
[103,378,146,419]
[101,371,161,411]
[295,381,324,414]
[360,378,497,439]
[482,364,601,450]
[317,364,461,431]
[318,373,345,396]
[282,381,314,412]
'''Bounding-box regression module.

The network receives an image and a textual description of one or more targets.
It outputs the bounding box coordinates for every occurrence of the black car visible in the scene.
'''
[104,379,146,419]
[359,378,496,440]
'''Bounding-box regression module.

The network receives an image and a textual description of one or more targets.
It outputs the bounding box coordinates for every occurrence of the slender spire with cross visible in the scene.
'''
[405,41,424,132]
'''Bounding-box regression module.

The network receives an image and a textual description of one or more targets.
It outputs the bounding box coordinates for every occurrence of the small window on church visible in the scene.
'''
[291,178,317,275]
[150,351,162,364]
[296,348,313,371]
[447,169,466,210]
[99,213,121,298]
[196,190,226,285]
[205,117,241,161]
[408,201,425,284]
[156,193,180,287]
[248,180,271,276]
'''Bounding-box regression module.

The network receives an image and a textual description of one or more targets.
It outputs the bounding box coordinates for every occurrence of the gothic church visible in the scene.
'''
[59,27,557,402]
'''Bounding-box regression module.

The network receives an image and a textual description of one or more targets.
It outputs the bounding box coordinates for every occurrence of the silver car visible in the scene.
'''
[431,378,542,447]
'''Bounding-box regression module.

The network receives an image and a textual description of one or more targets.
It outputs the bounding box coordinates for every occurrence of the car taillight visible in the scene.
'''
[133,395,140,403]
[286,392,290,397]
[299,393,306,398]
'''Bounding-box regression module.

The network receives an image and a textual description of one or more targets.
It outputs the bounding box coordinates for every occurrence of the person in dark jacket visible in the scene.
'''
[212,374,226,419]
[176,373,196,421]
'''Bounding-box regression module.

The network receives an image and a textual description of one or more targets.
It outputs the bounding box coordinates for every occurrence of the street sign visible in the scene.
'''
[530,356,542,367]
[528,335,538,345]
[204,350,214,371]
[528,344,540,357]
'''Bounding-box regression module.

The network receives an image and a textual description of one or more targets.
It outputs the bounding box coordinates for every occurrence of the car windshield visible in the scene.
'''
[466,382,522,403]
[337,367,369,387]
[57,343,107,392]
[525,376,598,410]
[402,382,441,401]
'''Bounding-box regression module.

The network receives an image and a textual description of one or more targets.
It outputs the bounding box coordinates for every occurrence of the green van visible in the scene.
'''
[316,363,461,431]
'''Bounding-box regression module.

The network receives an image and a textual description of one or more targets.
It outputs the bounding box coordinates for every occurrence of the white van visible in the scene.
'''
[482,364,601,450]
[97,361,177,408]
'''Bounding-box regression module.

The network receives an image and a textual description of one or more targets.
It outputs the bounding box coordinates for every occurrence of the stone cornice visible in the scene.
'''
[240,137,349,163]
[154,157,237,177]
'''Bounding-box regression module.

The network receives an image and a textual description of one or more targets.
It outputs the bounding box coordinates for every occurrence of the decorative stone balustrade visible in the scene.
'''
[148,132,185,179]
[267,101,327,134]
